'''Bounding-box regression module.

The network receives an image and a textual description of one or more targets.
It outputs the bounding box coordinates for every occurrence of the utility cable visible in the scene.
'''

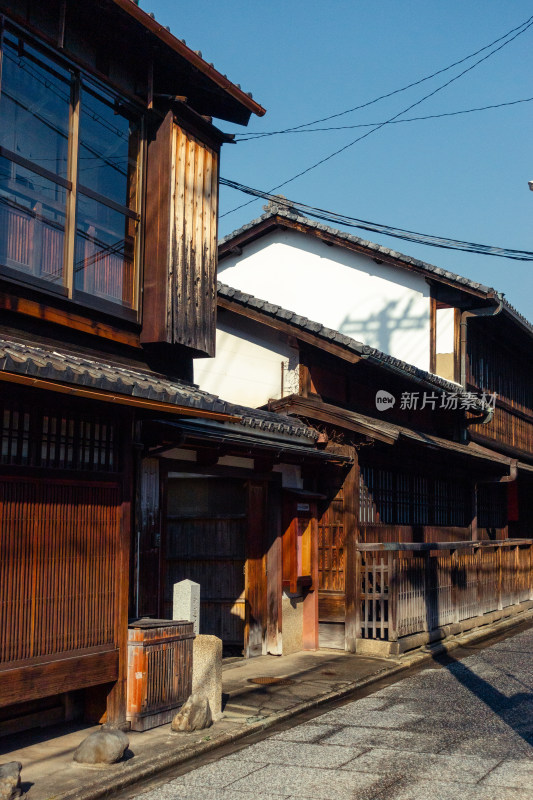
[221,17,533,218]
[235,13,533,139]
[220,178,533,261]
[235,96,533,138]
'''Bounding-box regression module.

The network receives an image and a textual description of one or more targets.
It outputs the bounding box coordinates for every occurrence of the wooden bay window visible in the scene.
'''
[0,25,142,317]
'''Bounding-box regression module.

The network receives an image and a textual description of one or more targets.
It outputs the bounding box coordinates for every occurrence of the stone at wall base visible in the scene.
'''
[0,762,22,800]
[192,634,222,720]
[171,694,212,732]
[73,728,129,765]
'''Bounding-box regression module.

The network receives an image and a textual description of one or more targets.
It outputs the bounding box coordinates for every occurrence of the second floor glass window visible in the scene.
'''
[0,29,142,315]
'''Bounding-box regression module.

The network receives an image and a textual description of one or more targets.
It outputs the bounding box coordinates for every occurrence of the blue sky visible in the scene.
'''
[145,1,533,321]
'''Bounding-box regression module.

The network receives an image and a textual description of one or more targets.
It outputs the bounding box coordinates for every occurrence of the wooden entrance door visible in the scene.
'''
[164,477,247,650]
[318,485,346,649]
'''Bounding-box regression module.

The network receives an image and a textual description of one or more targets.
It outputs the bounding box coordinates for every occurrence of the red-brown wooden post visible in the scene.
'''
[343,447,359,653]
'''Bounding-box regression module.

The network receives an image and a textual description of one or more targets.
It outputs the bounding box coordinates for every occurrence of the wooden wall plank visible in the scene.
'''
[141,111,173,345]
[0,650,119,708]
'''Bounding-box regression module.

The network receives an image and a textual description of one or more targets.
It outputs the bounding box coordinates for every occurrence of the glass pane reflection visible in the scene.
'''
[74,193,135,307]
[0,156,66,283]
[78,88,139,208]
[0,33,70,177]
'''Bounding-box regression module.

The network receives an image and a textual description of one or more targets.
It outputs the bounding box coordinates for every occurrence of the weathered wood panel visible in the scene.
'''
[163,517,246,645]
[141,115,219,357]
[172,124,218,357]
[0,478,121,706]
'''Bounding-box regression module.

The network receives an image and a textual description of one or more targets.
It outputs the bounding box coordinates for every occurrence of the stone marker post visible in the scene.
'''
[173,579,200,635]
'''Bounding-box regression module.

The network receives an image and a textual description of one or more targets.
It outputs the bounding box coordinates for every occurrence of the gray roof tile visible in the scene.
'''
[0,335,317,443]
[219,206,532,338]
[217,281,487,405]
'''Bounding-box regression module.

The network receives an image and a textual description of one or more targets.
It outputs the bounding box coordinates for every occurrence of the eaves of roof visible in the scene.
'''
[110,0,265,121]
[219,206,533,339]
[217,282,485,403]
[270,395,512,471]
[0,335,316,445]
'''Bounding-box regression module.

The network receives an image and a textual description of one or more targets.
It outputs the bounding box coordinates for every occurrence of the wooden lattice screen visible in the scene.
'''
[0,478,121,668]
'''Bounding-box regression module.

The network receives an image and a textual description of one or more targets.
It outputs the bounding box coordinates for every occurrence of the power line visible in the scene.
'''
[220,178,533,262]
[234,96,533,139]
[221,16,533,218]
[235,13,533,140]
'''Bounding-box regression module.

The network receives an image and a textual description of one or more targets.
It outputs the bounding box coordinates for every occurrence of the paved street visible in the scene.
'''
[137,627,533,800]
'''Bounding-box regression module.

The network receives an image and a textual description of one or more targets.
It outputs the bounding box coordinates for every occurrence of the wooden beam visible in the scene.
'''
[454,307,462,384]
[0,292,141,348]
[429,297,436,375]
[0,371,238,421]
[0,650,118,708]
[270,395,399,446]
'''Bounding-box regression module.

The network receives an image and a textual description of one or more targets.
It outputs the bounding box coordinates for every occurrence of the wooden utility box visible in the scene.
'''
[127,619,195,731]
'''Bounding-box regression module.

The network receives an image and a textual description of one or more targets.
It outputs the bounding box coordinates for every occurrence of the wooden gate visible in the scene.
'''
[164,477,247,649]
[0,477,121,707]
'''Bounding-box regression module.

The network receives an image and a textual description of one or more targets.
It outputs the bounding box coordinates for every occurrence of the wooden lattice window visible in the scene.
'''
[1,400,120,472]
[478,484,508,530]
[359,464,469,527]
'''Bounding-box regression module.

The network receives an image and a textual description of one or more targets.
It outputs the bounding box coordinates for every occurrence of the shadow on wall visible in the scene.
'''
[338,296,427,358]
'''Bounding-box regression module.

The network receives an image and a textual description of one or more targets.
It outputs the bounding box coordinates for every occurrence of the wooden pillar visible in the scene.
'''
[266,479,282,655]
[106,411,134,726]
[302,513,319,650]
[245,480,268,657]
[342,446,359,653]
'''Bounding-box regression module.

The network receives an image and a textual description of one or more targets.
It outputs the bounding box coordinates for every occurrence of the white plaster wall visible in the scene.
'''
[436,307,454,354]
[194,314,299,408]
[219,228,431,371]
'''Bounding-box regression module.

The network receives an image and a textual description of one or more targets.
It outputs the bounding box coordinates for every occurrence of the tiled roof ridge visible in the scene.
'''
[0,335,317,442]
[219,205,492,293]
[217,281,474,397]
[219,206,533,336]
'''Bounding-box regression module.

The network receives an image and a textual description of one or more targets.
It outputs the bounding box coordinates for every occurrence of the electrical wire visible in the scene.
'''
[235,13,533,140]
[220,178,533,261]
[235,96,533,138]
[221,16,533,218]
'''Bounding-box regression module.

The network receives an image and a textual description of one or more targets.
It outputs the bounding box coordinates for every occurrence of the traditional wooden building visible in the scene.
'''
[0,1,342,734]
[194,203,533,654]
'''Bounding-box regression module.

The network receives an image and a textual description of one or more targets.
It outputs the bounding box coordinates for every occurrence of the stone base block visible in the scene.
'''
[192,635,222,720]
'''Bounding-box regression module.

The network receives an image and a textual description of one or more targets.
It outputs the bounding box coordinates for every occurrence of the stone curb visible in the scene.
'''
[45,608,533,800]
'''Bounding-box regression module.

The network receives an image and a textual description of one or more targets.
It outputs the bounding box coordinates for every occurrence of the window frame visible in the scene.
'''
[0,21,145,322]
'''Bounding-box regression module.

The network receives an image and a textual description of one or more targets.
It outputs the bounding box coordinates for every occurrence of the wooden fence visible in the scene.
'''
[357,540,533,647]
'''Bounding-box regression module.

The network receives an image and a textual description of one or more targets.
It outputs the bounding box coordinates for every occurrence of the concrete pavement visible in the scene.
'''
[135,627,533,800]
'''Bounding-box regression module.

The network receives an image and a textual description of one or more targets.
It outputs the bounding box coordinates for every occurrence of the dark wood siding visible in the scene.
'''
[142,115,219,357]
[0,477,121,706]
